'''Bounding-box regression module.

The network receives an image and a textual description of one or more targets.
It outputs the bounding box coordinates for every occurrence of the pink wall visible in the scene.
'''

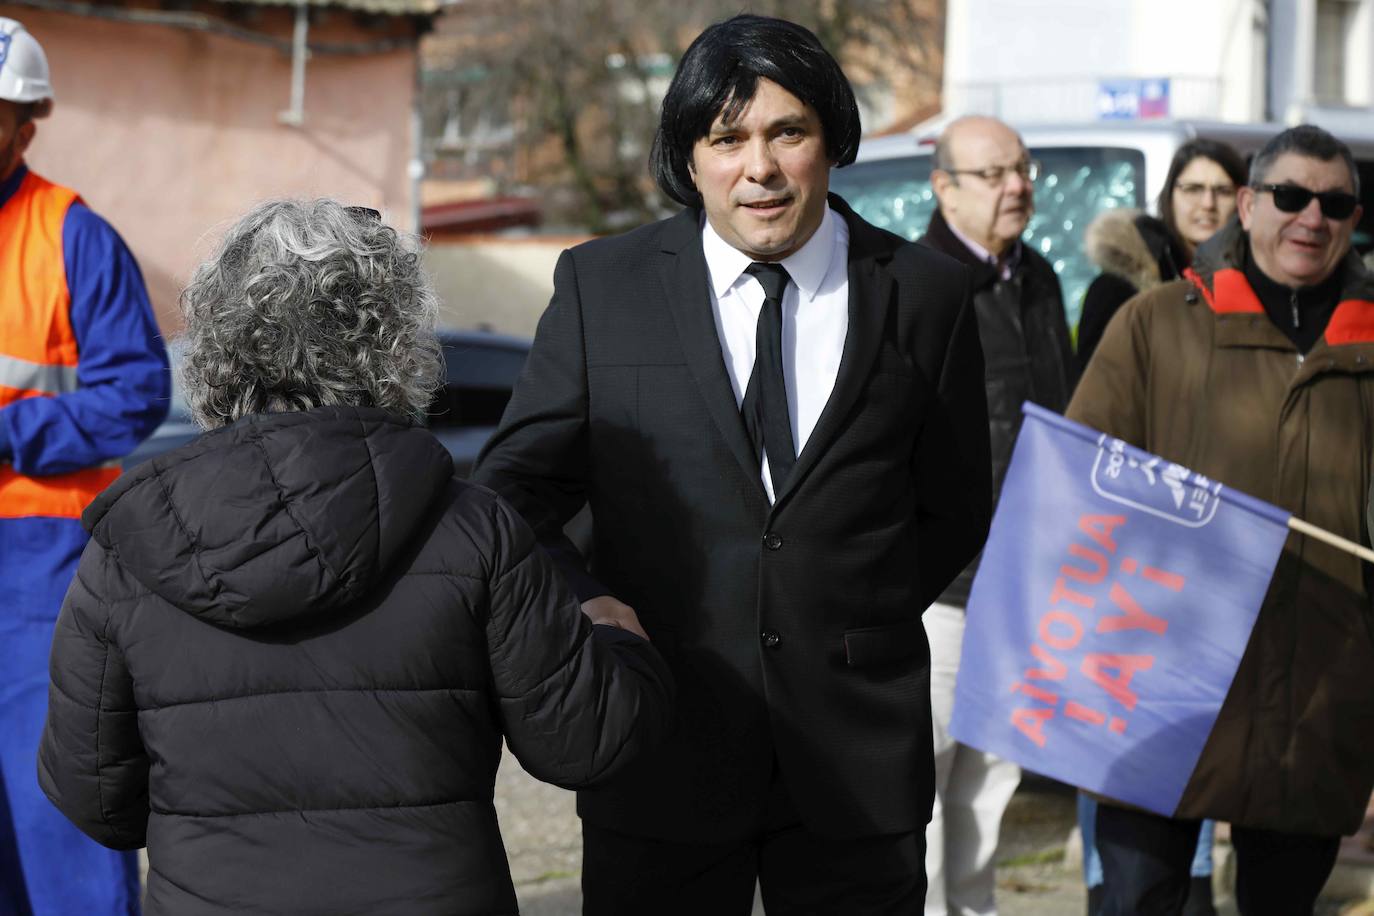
[1,6,417,329]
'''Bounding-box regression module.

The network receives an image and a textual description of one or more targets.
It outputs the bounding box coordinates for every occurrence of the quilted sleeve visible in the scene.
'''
[481,496,674,789]
[38,542,149,850]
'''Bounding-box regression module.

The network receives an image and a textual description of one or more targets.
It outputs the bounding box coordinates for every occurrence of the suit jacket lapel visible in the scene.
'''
[656,208,768,496]
[772,195,896,511]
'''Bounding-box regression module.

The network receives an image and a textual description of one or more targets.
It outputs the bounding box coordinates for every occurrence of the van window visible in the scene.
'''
[1356,160,1374,254]
[831,146,1146,328]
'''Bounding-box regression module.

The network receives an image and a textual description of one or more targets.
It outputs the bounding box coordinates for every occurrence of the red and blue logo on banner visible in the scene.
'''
[949,403,1291,816]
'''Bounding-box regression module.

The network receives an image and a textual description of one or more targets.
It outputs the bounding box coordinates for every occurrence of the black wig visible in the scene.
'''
[648,14,861,208]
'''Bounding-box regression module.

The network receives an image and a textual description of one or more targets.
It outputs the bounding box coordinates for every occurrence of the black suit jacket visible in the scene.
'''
[475,194,992,841]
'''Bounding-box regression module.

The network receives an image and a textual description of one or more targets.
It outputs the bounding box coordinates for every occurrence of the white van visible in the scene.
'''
[830,120,1374,328]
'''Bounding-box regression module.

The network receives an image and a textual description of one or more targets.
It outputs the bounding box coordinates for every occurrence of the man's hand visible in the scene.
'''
[580,596,650,641]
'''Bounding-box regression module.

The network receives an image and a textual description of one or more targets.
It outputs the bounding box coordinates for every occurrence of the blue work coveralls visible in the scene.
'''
[0,163,168,915]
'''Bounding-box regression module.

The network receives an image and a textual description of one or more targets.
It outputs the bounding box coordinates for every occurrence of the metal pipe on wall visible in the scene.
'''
[278,0,309,126]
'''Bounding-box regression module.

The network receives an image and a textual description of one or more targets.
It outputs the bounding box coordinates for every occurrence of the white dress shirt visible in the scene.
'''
[701,205,850,503]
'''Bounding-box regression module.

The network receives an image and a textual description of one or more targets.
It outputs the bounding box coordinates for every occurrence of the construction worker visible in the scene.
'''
[0,17,168,914]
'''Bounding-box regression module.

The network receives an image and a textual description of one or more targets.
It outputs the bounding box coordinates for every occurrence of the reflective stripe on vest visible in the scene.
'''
[0,352,79,396]
[0,170,120,520]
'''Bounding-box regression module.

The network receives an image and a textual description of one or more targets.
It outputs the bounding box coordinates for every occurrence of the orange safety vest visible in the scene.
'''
[0,171,120,520]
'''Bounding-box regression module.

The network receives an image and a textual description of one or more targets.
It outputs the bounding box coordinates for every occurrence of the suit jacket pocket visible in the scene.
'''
[843,619,928,668]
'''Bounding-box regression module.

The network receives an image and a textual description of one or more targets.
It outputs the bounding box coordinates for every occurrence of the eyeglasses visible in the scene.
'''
[1175,182,1236,200]
[1252,183,1359,220]
[943,160,1041,185]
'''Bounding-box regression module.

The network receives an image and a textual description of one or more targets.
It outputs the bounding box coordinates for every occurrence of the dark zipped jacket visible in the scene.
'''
[38,406,673,915]
[920,209,1078,607]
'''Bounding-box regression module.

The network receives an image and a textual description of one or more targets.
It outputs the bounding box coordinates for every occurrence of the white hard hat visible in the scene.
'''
[0,18,53,114]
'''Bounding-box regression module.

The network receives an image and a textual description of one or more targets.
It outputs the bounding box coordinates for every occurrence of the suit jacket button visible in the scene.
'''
[763,533,783,550]
[761,629,782,649]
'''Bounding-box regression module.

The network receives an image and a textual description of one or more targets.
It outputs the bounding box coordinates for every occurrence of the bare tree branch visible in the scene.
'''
[423,0,943,230]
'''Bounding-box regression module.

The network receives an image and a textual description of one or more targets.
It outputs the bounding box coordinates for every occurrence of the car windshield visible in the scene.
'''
[428,338,530,429]
[1356,159,1374,253]
[830,145,1146,329]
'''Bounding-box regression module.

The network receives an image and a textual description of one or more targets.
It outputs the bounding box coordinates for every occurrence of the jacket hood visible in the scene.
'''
[1084,209,1179,291]
[85,406,454,630]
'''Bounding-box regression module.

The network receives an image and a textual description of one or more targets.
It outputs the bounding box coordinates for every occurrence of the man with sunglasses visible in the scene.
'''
[1069,124,1374,915]
[918,114,1078,916]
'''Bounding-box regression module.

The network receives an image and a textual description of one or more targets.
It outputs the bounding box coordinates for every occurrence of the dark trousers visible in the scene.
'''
[1096,803,1340,916]
[581,763,925,915]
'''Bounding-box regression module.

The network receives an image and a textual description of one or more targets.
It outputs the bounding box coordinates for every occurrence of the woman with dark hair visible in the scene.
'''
[1077,139,1248,370]
[37,199,673,915]
[1073,138,1245,916]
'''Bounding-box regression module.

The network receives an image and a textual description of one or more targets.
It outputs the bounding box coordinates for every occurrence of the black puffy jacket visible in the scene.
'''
[38,406,673,915]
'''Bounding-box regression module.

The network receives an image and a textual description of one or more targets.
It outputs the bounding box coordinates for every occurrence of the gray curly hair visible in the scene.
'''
[179,198,442,429]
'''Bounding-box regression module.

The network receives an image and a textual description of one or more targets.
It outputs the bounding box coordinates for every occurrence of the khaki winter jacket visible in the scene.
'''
[1068,221,1374,835]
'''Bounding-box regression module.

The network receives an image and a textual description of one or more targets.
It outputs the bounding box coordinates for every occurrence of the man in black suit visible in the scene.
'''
[475,14,991,915]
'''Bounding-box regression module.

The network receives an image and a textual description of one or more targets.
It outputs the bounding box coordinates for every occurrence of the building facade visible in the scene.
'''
[2,0,436,329]
[942,0,1374,129]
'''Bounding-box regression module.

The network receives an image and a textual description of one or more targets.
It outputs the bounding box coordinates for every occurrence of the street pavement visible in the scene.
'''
[495,749,1369,915]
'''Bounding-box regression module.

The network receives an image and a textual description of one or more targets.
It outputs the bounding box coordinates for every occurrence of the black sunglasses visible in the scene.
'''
[1253,183,1359,220]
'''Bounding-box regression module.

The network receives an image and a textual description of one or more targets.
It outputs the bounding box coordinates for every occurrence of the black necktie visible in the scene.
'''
[741,262,796,493]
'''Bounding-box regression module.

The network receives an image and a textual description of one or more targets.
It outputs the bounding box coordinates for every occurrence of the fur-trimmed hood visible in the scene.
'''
[1083,209,1180,293]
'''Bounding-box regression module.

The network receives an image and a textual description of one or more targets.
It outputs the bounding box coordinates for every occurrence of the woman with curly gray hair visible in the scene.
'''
[38,199,672,915]
[178,199,442,428]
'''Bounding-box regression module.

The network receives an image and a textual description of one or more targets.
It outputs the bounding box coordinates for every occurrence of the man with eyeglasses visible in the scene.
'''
[1070,123,1374,915]
[917,114,1078,916]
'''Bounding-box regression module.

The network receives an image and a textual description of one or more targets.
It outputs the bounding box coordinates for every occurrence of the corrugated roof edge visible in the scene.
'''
[210,0,444,16]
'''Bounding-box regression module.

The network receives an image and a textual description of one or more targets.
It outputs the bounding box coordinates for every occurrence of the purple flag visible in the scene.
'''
[948,403,1291,816]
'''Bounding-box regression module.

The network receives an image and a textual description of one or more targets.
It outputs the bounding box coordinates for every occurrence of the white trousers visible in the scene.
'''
[923,602,1022,916]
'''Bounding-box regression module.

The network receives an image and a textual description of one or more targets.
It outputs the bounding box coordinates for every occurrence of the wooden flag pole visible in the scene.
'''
[1288,516,1374,564]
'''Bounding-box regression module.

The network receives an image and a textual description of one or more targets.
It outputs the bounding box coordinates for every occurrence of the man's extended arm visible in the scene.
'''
[474,248,607,601]
[913,273,992,610]
[0,205,168,472]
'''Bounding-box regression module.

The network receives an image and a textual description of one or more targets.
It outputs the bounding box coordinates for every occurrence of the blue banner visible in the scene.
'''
[949,403,1290,816]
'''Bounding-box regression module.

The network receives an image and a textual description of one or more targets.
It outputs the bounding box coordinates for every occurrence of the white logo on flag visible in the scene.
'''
[1090,437,1222,528]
